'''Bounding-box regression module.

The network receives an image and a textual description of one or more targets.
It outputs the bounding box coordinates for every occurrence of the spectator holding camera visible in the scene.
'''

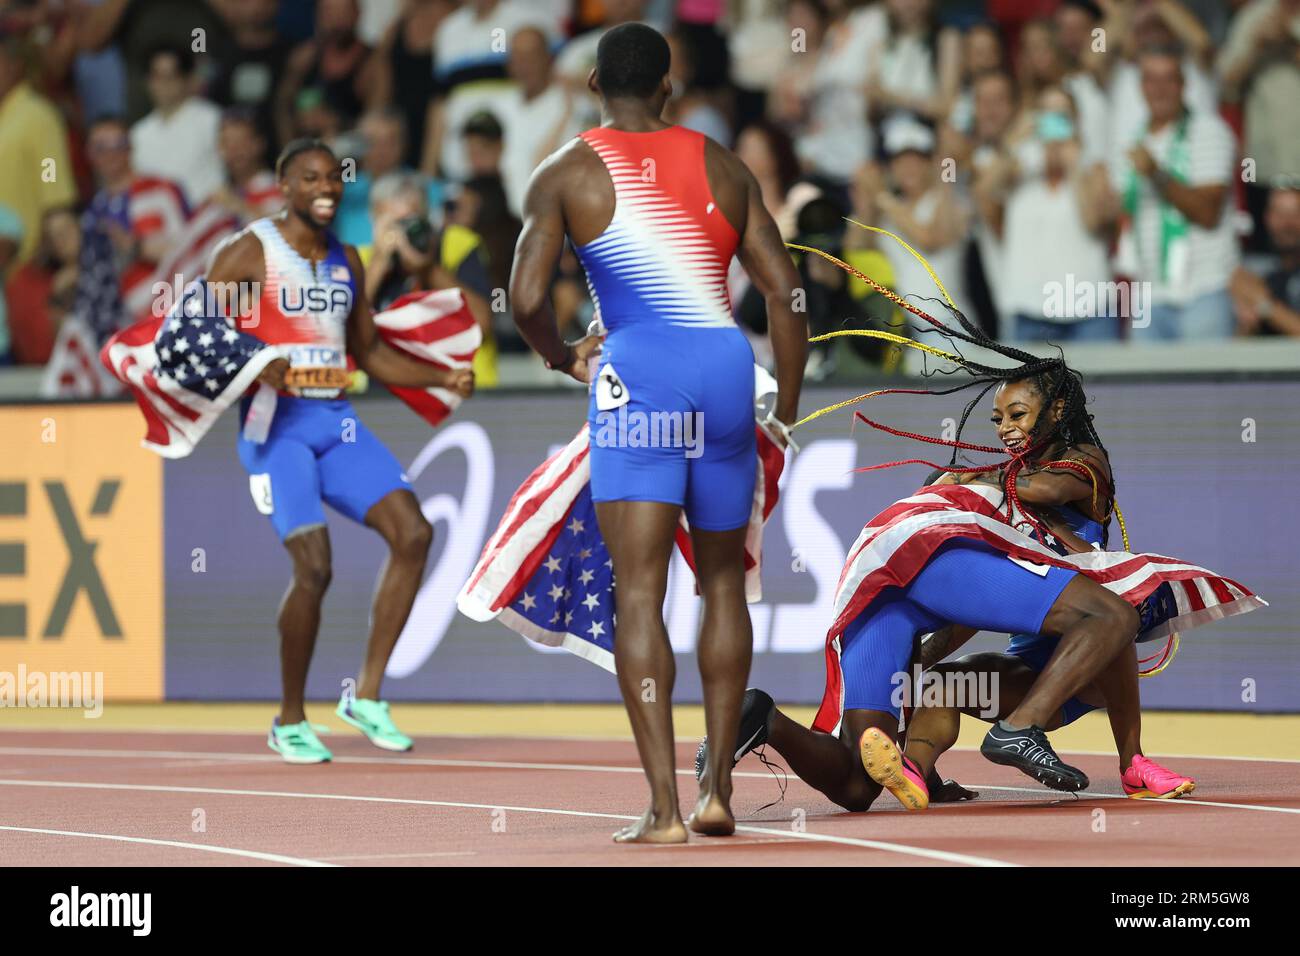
[362,170,496,381]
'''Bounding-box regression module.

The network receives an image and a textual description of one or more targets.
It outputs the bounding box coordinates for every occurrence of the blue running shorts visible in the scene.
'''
[588,324,756,531]
[237,395,411,540]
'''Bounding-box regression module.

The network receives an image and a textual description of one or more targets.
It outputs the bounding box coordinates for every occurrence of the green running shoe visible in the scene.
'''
[336,696,413,752]
[268,718,333,764]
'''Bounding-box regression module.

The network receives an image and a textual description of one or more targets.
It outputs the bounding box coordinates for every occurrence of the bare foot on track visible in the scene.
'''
[686,794,735,836]
[613,809,689,844]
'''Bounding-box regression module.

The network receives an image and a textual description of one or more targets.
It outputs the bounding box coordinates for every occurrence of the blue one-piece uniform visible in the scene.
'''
[837,502,1105,722]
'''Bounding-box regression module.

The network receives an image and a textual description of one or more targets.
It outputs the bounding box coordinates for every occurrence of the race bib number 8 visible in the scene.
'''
[595,362,631,411]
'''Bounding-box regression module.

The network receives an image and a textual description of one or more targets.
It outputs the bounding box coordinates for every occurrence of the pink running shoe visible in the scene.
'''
[860,727,930,810]
[1122,754,1196,799]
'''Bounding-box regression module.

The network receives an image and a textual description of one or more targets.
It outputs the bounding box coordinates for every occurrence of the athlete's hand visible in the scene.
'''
[1129,145,1157,178]
[257,358,289,389]
[442,367,475,398]
[565,334,604,385]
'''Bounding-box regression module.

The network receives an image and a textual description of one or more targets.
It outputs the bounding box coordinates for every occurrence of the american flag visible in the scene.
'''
[76,177,189,344]
[458,419,788,672]
[102,282,481,458]
[127,200,244,321]
[48,182,237,399]
[813,483,1268,734]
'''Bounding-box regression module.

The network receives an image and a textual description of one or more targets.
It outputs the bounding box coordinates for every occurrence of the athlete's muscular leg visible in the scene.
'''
[1006,576,1138,729]
[765,708,891,812]
[358,489,434,700]
[686,523,752,835]
[1084,642,1141,770]
[279,526,332,724]
[595,499,688,844]
[905,654,1053,780]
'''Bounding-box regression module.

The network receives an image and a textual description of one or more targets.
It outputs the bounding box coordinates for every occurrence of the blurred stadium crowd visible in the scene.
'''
[0,0,1297,391]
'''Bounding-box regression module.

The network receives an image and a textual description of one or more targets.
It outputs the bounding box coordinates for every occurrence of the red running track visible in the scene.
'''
[1,730,1297,867]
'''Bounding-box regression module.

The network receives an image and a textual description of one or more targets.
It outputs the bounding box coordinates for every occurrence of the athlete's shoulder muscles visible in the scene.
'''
[1055,442,1113,487]
[206,229,264,286]
[701,135,748,237]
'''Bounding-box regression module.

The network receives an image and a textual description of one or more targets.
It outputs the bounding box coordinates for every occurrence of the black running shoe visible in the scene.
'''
[980,722,1090,792]
[694,688,776,781]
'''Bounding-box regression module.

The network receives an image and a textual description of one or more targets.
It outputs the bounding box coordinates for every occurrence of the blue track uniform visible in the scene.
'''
[839,540,1078,717]
[573,125,756,531]
[235,217,411,539]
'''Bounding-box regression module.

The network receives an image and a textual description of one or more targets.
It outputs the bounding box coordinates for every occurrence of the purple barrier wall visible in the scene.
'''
[163,381,1300,711]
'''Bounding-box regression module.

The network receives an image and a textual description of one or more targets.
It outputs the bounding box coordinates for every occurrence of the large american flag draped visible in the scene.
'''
[101,281,481,458]
[458,418,788,672]
[812,483,1268,734]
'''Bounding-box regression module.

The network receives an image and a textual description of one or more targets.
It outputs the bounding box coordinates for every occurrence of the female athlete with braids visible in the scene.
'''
[878,367,1197,808]
[695,225,1264,813]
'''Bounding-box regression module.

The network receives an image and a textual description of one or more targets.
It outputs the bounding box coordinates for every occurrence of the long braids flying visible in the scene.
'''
[787,223,1123,550]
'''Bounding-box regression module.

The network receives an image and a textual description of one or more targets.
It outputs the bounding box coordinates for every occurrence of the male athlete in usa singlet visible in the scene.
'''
[206,140,473,764]
[235,216,409,541]
[509,24,808,844]
[574,124,758,530]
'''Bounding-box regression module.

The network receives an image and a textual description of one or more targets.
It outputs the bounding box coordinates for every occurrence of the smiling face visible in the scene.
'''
[281,148,344,228]
[992,379,1063,456]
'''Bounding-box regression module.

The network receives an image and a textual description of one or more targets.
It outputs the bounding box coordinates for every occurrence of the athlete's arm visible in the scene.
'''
[343,245,475,396]
[732,157,806,427]
[205,231,288,389]
[509,155,601,383]
[1012,445,1112,513]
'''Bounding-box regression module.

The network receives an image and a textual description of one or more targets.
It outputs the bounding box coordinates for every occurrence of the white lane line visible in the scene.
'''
[7,726,1300,762]
[966,783,1300,815]
[948,745,1300,765]
[4,747,1299,815]
[318,851,478,861]
[0,746,780,779]
[0,824,337,867]
[0,779,1014,867]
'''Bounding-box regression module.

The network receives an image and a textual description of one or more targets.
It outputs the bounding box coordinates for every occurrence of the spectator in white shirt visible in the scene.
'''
[494,27,580,218]
[129,44,224,207]
[947,21,1005,136]
[997,87,1119,342]
[422,0,561,182]
[1104,3,1218,150]
[860,119,972,320]
[866,0,961,129]
[1110,48,1239,340]
[1052,0,1110,167]
[774,0,881,185]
